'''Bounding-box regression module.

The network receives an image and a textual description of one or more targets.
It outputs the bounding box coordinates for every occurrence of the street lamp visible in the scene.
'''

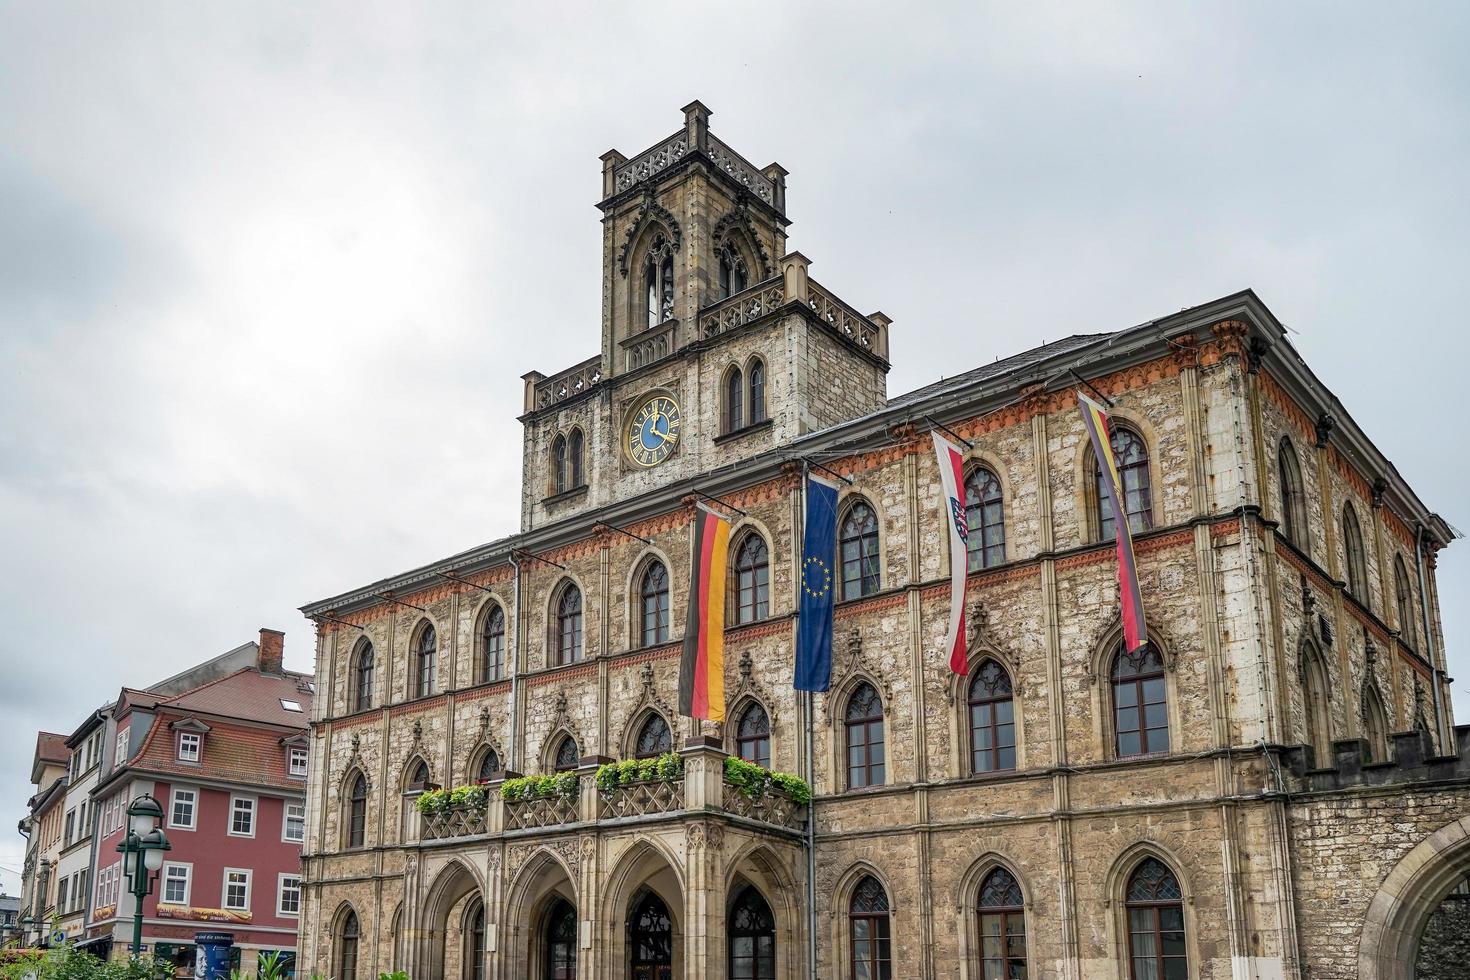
[18,914,35,947]
[116,793,171,958]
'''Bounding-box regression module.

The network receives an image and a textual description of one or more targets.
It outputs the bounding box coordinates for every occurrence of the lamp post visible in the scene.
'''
[18,914,35,947]
[116,793,171,959]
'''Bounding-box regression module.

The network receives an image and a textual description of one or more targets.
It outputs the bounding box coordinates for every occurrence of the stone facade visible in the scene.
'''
[297,105,1468,980]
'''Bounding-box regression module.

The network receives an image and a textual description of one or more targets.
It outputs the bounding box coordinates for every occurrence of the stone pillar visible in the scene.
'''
[680,736,727,811]
[682,820,726,980]
[780,252,811,306]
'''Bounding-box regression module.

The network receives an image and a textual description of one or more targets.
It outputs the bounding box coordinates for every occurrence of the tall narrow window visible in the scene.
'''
[1097,427,1153,542]
[848,876,892,980]
[551,434,568,494]
[1125,859,1186,980]
[346,773,367,848]
[639,560,671,647]
[1112,643,1169,757]
[1301,645,1332,765]
[545,898,577,980]
[338,910,360,980]
[733,532,770,624]
[553,735,579,773]
[568,429,584,489]
[474,749,501,783]
[718,244,748,299]
[977,868,1027,980]
[964,467,1006,570]
[845,682,885,789]
[480,604,505,684]
[1362,685,1390,762]
[748,357,766,425]
[1342,504,1369,606]
[729,885,776,980]
[353,641,375,712]
[736,702,771,768]
[465,899,486,980]
[1394,556,1417,649]
[634,714,672,759]
[406,760,430,791]
[645,234,675,328]
[968,659,1016,774]
[555,583,583,665]
[631,891,673,975]
[1278,438,1308,552]
[726,366,745,433]
[839,501,881,599]
[415,624,437,698]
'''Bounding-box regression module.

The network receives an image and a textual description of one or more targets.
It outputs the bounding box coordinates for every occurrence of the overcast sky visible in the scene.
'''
[2,2,1467,892]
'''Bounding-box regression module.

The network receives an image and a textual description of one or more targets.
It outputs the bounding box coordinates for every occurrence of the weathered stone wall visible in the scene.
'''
[1416,893,1470,980]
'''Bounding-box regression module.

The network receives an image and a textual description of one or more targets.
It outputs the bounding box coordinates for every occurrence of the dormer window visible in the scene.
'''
[644,234,675,328]
[289,747,309,778]
[177,732,201,763]
[717,243,748,299]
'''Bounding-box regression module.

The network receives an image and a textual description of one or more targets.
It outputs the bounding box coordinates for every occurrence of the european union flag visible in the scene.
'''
[795,474,840,691]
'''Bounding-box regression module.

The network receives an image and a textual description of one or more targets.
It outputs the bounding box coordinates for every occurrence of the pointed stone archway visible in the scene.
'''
[417,860,484,980]
[504,847,582,980]
[1358,815,1470,980]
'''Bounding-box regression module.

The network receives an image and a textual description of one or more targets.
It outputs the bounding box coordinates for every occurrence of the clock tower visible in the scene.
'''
[518,102,893,531]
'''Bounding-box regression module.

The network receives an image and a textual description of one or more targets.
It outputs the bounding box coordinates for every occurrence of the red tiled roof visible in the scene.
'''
[35,732,68,765]
[160,667,313,727]
[132,715,307,791]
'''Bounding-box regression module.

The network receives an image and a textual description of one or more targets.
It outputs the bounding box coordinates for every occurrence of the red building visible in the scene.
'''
[87,630,311,974]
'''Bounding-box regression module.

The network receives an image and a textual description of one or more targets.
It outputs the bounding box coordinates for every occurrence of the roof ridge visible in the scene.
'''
[160,666,256,704]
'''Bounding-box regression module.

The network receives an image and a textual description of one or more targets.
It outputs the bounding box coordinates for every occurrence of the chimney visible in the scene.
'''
[258,628,285,675]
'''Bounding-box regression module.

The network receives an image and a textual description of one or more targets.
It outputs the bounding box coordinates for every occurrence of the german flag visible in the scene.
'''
[1078,390,1148,653]
[679,503,730,720]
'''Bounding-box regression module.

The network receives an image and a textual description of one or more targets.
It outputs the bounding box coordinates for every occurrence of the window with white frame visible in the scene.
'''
[114,730,128,767]
[177,732,201,763]
[277,874,302,916]
[161,863,191,905]
[288,747,308,778]
[222,869,250,911]
[169,788,197,830]
[229,796,255,837]
[283,801,306,843]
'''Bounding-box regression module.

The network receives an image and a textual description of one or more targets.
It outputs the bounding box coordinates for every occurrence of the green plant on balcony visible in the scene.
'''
[593,752,684,795]
[415,783,490,815]
[724,756,812,805]
[500,771,579,803]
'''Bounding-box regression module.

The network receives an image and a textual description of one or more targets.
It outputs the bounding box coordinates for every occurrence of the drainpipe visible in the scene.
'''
[508,553,523,769]
[1413,526,1447,749]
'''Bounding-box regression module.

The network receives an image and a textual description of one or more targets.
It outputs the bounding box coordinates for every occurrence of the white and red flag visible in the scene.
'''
[933,431,970,675]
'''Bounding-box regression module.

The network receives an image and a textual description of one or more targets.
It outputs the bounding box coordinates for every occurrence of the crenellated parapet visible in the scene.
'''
[1280,725,1470,792]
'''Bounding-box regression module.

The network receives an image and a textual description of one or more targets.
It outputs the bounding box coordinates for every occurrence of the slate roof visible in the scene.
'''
[885,332,1114,412]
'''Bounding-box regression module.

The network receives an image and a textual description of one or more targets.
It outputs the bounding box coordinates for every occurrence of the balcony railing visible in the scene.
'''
[598,778,683,820]
[504,790,581,831]
[421,805,488,841]
[720,780,806,831]
[531,356,603,411]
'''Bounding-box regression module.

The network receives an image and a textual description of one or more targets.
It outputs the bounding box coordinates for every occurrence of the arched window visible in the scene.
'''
[1096,426,1153,542]
[968,659,1016,774]
[352,641,375,712]
[725,365,745,433]
[845,682,885,789]
[414,623,437,699]
[338,909,360,980]
[544,897,577,980]
[1112,643,1169,758]
[748,357,766,425]
[568,429,584,490]
[465,899,486,980]
[474,748,501,784]
[1362,685,1390,762]
[733,532,770,624]
[977,867,1026,980]
[631,890,673,974]
[1394,556,1417,649]
[729,885,776,980]
[644,234,675,328]
[735,702,771,768]
[634,714,672,759]
[964,467,1006,570]
[1278,438,1308,552]
[1125,859,1186,980]
[554,583,583,665]
[839,501,881,600]
[346,773,367,848]
[552,735,579,773]
[718,243,749,299]
[1301,645,1332,765]
[1342,505,1369,606]
[551,434,568,494]
[638,560,670,647]
[406,759,430,791]
[848,876,892,980]
[479,604,505,684]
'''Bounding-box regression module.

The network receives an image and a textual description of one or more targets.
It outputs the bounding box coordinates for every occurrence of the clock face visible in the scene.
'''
[626,394,682,468]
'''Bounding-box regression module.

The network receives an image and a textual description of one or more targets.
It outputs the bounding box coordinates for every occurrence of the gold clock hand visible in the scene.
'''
[652,428,676,444]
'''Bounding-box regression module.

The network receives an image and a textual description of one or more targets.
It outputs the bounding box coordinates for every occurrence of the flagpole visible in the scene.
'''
[800,463,819,980]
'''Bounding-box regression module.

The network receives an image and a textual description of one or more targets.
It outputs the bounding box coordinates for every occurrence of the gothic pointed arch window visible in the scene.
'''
[631,890,674,975]
[1111,642,1169,758]
[968,659,1016,774]
[977,867,1027,980]
[474,747,501,784]
[464,898,486,980]
[725,364,745,433]
[638,559,671,647]
[644,233,675,328]
[747,356,766,425]
[1362,684,1390,762]
[1095,425,1153,542]
[839,500,881,600]
[729,885,776,980]
[345,772,367,848]
[845,682,885,789]
[848,876,892,980]
[554,582,583,665]
[568,428,585,490]
[634,713,672,759]
[479,603,505,684]
[718,242,749,299]
[732,531,770,624]
[1394,555,1417,649]
[1278,437,1308,552]
[1343,504,1369,606]
[1301,643,1332,765]
[544,897,577,980]
[405,758,430,792]
[551,434,568,494]
[552,734,579,773]
[337,909,361,980]
[414,623,437,699]
[963,466,1006,570]
[1125,858,1186,980]
[352,640,375,712]
[735,701,771,768]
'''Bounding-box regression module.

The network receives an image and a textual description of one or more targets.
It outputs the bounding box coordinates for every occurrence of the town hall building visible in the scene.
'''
[296,103,1469,980]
